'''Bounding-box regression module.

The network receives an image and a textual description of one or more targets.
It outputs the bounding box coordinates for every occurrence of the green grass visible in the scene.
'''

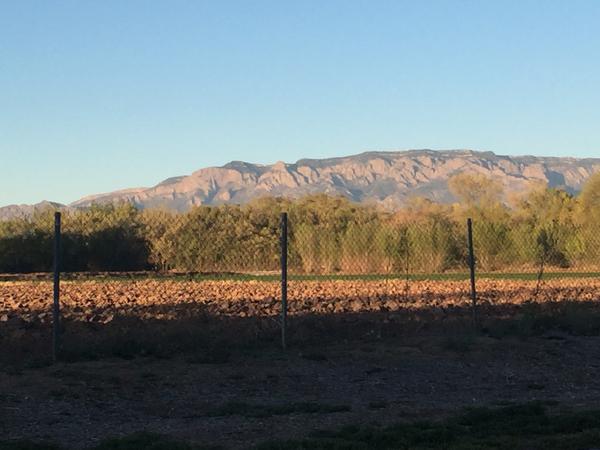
[284,271,600,282]
[4,271,600,283]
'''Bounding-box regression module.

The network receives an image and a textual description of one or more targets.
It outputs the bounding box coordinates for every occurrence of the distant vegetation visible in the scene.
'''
[1,172,600,274]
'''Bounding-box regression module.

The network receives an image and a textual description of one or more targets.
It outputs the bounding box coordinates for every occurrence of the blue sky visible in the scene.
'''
[1,0,599,206]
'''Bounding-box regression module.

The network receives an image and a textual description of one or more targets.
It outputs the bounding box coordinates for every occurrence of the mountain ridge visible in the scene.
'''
[2,149,600,219]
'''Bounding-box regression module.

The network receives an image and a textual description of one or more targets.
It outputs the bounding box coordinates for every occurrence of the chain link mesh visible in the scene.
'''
[2,196,600,364]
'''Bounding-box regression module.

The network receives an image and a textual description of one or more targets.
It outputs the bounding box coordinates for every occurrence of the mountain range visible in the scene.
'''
[2,149,600,219]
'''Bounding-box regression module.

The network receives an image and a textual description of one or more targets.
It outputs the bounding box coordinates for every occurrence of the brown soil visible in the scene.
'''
[1,278,599,324]
[2,278,600,448]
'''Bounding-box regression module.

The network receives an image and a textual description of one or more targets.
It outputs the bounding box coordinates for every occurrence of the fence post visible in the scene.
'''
[467,218,477,325]
[53,211,62,363]
[280,212,288,350]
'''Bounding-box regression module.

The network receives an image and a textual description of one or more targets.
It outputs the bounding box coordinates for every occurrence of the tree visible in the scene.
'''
[448,173,512,270]
[574,172,600,265]
[448,172,503,209]
[393,198,460,272]
[512,186,578,268]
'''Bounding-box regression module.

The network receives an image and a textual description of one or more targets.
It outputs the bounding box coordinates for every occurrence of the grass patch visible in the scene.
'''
[257,402,600,449]
[207,401,351,418]
[5,271,600,283]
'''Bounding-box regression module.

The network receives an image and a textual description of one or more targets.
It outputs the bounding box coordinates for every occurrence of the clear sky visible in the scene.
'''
[1,0,599,206]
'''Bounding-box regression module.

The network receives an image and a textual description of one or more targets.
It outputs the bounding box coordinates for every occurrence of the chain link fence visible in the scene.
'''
[2,197,600,365]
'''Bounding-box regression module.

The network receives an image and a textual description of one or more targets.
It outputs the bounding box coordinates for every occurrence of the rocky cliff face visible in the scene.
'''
[3,150,600,218]
[0,201,66,221]
[68,149,600,211]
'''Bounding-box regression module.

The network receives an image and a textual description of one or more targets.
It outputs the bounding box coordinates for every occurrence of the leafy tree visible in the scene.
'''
[576,172,600,265]
[448,172,503,209]
[512,186,578,268]
[3,177,600,275]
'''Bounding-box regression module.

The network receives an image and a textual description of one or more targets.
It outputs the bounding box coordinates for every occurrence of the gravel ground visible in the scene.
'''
[2,333,600,449]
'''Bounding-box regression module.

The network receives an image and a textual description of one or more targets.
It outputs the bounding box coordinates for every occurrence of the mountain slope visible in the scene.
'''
[2,149,600,219]
[69,149,600,211]
[0,201,67,221]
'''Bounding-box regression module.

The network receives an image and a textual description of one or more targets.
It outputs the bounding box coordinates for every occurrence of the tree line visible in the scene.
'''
[1,172,600,274]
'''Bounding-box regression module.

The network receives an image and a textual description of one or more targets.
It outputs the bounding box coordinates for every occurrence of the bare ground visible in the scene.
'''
[3,333,600,449]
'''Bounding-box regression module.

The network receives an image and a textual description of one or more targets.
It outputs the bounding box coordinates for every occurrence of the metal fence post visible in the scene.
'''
[53,211,62,363]
[467,218,477,325]
[280,212,288,350]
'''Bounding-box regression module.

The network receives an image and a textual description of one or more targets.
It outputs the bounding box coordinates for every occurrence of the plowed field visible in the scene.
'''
[0,279,600,323]
[1,278,599,324]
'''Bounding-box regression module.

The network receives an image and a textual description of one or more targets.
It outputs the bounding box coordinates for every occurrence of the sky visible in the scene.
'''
[1,0,600,206]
